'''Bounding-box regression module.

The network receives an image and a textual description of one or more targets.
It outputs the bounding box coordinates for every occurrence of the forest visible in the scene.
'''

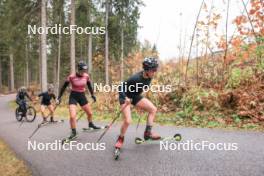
[0,0,264,130]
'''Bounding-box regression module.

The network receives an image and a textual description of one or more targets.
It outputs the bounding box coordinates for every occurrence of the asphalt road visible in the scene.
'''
[0,94,263,176]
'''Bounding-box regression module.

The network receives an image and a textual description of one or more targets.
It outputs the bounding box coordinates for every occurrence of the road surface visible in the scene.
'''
[0,94,263,176]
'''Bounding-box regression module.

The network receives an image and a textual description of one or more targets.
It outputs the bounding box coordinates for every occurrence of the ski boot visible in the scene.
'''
[114,136,124,160]
[50,117,58,123]
[41,117,48,124]
[62,131,78,145]
[89,122,102,130]
[144,131,161,141]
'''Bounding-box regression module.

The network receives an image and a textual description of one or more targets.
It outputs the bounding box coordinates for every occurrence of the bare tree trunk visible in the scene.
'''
[223,0,230,69]
[204,0,214,63]
[53,56,57,85]
[39,36,42,89]
[105,0,109,85]
[28,36,32,85]
[0,58,2,92]
[202,0,214,83]
[80,38,83,59]
[87,10,93,74]
[9,52,15,92]
[70,0,76,74]
[184,0,204,85]
[178,13,183,85]
[41,0,48,92]
[178,29,187,86]
[56,32,61,95]
[178,16,184,85]
[88,34,92,74]
[25,42,29,87]
[120,22,124,81]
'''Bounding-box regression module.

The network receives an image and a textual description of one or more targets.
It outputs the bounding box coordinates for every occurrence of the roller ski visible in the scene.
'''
[40,119,49,125]
[41,118,64,126]
[28,119,64,139]
[82,125,108,132]
[82,122,108,132]
[61,132,78,145]
[114,136,124,160]
[135,132,182,145]
[49,119,64,124]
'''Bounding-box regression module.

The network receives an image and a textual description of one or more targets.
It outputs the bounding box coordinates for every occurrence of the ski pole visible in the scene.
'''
[28,104,58,139]
[77,99,96,122]
[136,116,141,131]
[97,101,130,142]
[28,122,46,139]
[19,117,26,128]
[77,111,85,122]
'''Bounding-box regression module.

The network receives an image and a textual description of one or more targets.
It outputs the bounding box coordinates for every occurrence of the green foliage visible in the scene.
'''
[191,115,200,122]
[256,36,264,62]
[181,87,217,111]
[226,67,253,88]
[207,121,220,128]
[257,59,264,72]
[0,0,143,89]
[232,114,241,123]
[242,123,258,129]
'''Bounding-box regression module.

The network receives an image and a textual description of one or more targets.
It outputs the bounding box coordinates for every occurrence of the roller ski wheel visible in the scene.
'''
[135,137,144,144]
[114,147,121,160]
[174,133,182,141]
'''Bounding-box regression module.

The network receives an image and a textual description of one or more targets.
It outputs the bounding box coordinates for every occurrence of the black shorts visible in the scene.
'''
[69,91,88,106]
[119,95,143,106]
[41,102,51,106]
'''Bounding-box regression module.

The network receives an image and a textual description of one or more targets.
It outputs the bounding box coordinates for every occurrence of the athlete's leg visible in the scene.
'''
[135,98,160,140]
[82,103,101,129]
[40,105,47,121]
[135,98,157,126]
[69,104,77,129]
[48,104,55,122]
[115,103,131,148]
[120,103,132,137]
[47,104,54,116]
[81,103,92,122]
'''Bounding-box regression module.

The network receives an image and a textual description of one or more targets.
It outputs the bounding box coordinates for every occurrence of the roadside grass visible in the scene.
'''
[0,139,31,176]
[9,100,264,132]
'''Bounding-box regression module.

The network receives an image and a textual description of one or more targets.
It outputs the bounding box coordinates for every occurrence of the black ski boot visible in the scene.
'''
[144,125,161,141]
[50,116,57,123]
[62,129,78,145]
[89,122,101,130]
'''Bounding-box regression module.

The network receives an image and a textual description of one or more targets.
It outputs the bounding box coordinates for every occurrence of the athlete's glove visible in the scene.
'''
[91,95,96,102]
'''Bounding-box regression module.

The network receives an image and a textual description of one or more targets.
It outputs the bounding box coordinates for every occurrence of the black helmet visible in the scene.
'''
[77,61,88,71]
[142,57,159,71]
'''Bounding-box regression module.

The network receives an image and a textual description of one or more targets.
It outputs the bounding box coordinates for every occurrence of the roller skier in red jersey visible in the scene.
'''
[57,61,100,140]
